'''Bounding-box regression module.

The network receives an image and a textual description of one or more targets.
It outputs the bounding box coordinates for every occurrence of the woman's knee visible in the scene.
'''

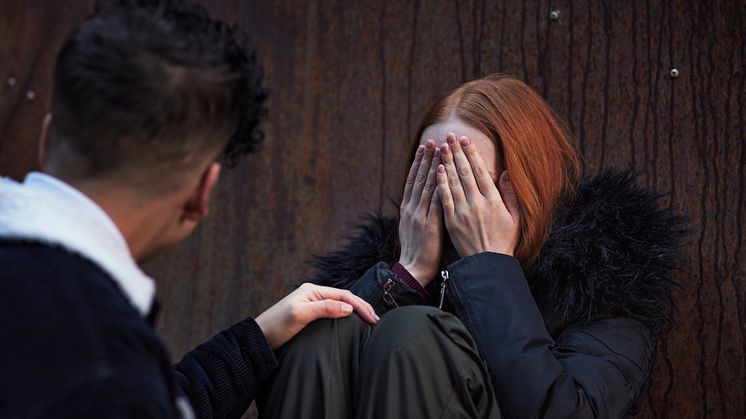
[367,305,468,352]
[280,313,370,361]
[359,306,486,392]
[379,305,449,328]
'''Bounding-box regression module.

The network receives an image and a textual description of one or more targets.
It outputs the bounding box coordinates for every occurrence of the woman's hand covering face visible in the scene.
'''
[437,133,521,258]
[397,140,443,287]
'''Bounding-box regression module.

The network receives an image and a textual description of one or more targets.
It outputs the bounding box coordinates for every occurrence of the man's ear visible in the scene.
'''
[37,113,53,167]
[182,162,221,222]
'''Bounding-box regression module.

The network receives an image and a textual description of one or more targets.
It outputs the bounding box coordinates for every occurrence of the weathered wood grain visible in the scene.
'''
[1,1,743,417]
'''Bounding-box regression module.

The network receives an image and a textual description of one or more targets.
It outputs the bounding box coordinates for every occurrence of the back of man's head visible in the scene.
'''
[46,0,265,193]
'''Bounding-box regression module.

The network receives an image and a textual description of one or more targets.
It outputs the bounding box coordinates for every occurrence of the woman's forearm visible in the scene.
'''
[445,252,652,419]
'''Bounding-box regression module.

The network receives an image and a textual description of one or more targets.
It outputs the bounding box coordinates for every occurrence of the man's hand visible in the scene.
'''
[397,139,443,287]
[255,283,379,349]
[437,133,521,258]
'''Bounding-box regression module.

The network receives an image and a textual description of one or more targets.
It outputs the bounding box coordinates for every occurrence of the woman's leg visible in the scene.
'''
[258,305,500,419]
[354,306,501,419]
[257,313,371,419]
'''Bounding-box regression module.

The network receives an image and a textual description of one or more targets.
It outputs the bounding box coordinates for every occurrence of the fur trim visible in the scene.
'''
[308,171,686,333]
[526,171,686,333]
[308,215,400,289]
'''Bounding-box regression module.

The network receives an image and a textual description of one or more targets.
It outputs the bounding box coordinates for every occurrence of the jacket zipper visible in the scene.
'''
[440,268,481,353]
[439,270,449,309]
[382,278,399,308]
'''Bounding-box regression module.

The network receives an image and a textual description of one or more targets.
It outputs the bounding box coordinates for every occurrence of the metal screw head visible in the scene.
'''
[6,77,17,87]
[669,68,679,78]
[25,90,35,101]
[549,10,560,21]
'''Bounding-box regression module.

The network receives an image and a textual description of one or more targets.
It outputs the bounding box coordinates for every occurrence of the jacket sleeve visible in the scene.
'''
[445,252,655,419]
[172,317,278,419]
[346,262,428,315]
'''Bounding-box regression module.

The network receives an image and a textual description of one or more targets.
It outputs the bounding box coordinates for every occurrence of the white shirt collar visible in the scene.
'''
[0,172,155,316]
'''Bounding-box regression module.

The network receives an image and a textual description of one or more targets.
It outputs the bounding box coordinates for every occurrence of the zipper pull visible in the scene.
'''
[439,270,449,309]
[382,278,399,308]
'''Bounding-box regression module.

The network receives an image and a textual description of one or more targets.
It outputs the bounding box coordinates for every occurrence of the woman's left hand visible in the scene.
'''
[436,133,521,258]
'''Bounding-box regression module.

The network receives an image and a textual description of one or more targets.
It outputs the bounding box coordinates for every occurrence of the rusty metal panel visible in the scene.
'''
[1,1,744,418]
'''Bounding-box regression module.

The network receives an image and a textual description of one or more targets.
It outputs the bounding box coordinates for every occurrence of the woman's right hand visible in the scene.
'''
[436,134,520,258]
[397,140,443,287]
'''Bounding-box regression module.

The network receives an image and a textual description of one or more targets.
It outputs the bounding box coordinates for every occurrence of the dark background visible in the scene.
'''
[1,1,744,418]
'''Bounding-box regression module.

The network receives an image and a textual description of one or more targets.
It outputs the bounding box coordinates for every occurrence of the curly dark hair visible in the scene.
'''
[49,0,266,189]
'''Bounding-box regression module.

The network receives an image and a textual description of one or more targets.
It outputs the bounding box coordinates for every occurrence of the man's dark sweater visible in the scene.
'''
[0,241,278,418]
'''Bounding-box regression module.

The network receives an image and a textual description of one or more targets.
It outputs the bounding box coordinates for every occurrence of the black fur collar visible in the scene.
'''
[308,172,685,333]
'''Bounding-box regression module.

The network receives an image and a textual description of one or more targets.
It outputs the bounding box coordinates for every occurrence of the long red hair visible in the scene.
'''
[410,74,581,265]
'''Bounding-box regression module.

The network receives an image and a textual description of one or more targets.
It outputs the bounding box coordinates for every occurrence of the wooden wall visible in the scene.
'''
[1,1,743,418]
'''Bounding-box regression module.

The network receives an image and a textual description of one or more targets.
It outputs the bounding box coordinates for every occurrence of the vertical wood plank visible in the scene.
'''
[0,1,743,417]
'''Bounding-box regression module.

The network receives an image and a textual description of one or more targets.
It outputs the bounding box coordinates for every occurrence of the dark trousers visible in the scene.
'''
[257,306,501,419]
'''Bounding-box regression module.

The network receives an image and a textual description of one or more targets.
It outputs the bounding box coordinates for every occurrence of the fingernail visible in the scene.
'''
[416,145,424,155]
[433,148,440,157]
[441,145,450,154]
[341,303,353,313]
[438,164,445,173]
[460,136,470,147]
[426,141,433,150]
[447,135,457,145]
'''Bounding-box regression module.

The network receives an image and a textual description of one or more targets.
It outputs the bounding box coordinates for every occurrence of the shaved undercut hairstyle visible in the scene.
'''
[48,0,266,191]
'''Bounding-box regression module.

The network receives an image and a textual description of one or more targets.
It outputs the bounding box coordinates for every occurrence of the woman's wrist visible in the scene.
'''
[452,235,515,259]
[476,248,514,258]
[394,261,431,290]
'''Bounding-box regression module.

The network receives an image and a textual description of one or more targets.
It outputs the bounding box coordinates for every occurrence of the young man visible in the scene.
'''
[0,1,378,417]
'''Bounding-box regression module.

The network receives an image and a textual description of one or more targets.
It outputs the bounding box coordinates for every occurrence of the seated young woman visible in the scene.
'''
[257,74,683,419]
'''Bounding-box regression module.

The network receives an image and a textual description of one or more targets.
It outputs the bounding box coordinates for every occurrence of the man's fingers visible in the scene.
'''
[304,284,380,324]
[439,143,466,205]
[334,291,379,324]
[436,164,455,217]
[303,300,354,322]
[409,140,435,204]
[447,134,479,200]
[402,145,425,204]
[460,136,498,199]
[418,147,441,210]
